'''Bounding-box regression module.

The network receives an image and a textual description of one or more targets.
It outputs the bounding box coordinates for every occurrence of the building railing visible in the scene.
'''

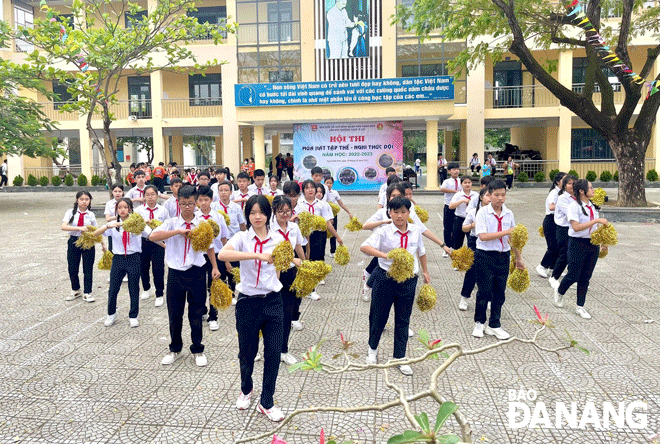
[570,158,656,178]
[38,102,80,122]
[23,165,82,180]
[572,83,626,105]
[513,159,560,177]
[162,98,222,119]
[486,85,560,109]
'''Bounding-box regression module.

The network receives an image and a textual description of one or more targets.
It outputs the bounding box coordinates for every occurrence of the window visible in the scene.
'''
[268,70,293,83]
[53,81,74,110]
[188,6,227,38]
[14,4,34,53]
[571,129,613,160]
[125,10,147,29]
[189,74,221,105]
[128,77,151,118]
[267,2,292,42]
[572,57,620,92]
[401,63,447,77]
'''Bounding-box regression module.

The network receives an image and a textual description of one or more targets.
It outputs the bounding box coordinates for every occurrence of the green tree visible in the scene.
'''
[403,130,426,163]
[20,0,235,185]
[395,0,660,206]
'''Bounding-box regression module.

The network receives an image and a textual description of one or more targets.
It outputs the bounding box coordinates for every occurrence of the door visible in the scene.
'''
[493,61,522,108]
[128,77,151,118]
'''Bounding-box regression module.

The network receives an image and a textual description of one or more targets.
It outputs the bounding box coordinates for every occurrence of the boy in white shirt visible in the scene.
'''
[125,170,148,208]
[439,162,461,256]
[448,176,479,250]
[247,169,269,195]
[232,172,252,209]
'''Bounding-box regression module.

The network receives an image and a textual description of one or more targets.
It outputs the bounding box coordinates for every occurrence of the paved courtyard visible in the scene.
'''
[1,188,659,443]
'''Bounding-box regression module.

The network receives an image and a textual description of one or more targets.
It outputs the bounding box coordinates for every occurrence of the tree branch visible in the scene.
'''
[615,0,634,69]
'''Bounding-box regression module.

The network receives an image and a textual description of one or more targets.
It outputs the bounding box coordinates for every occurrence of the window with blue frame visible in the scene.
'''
[571,129,613,160]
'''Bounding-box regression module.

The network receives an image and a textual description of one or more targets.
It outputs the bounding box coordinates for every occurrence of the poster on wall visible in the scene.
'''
[293,121,403,191]
[325,0,369,59]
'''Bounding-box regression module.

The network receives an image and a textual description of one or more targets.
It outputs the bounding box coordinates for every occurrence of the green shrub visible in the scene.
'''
[600,170,613,182]
[585,171,597,182]
[534,171,545,182]
[101,177,107,186]
[548,169,560,182]
[39,176,49,186]
[613,171,619,181]
[51,175,62,186]
[91,175,100,186]
[646,169,658,182]
[64,174,74,186]
[27,174,38,186]
[12,175,24,186]
[568,169,579,178]
[76,174,87,186]
[517,171,528,182]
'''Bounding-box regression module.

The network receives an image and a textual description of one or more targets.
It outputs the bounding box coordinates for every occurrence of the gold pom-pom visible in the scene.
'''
[209,279,233,310]
[415,206,429,223]
[146,219,162,230]
[509,224,529,250]
[265,194,275,204]
[272,240,294,272]
[509,254,516,273]
[416,284,437,312]
[290,260,332,297]
[298,211,314,237]
[538,226,544,238]
[591,223,617,246]
[188,221,214,251]
[312,215,327,232]
[592,188,607,206]
[97,250,114,270]
[208,219,220,238]
[599,248,608,259]
[329,202,340,217]
[75,225,102,250]
[334,245,350,265]
[122,212,146,235]
[386,248,415,283]
[230,267,241,283]
[217,210,231,227]
[451,246,474,272]
[345,217,363,232]
[507,268,530,293]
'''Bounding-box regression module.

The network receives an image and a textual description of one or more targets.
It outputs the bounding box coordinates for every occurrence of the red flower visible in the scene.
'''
[319,428,325,444]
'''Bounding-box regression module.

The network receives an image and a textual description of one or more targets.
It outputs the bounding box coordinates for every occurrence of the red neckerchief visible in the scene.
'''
[396,229,409,249]
[240,192,249,209]
[137,187,144,196]
[586,202,595,233]
[219,201,229,213]
[146,207,156,220]
[77,211,86,227]
[454,179,458,190]
[254,236,270,287]
[257,188,262,195]
[307,201,315,215]
[122,229,130,257]
[183,222,192,264]
[278,227,290,242]
[493,212,505,251]
[270,191,277,196]
[464,194,472,200]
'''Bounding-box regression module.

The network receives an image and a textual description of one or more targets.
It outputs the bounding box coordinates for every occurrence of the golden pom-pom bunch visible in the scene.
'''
[598,248,608,259]
[146,219,163,230]
[290,260,332,297]
[386,248,415,283]
[265,194,275,204]
[591,223,617,247]
[509,224,529,250]
[188,221,215,251]
[592,188,607,206]
[97,250,114,270]
[451,246,474,272]
[208,219,220,238]
[329,202,340,217]
[334,245,350,265]
[298,211,314,237]
[407,217,414,224]
[416,284,437,312]
[210,279,233,310]
[312,215,328,232]
[122,212,146,235]
[75,225,102,250]
[509,254,516,273]
[272,241,294,272]
[538,226,544,238]
[415,206,429,223]
[507,268,530,293]
[217,210,231,227]
[345,217,363,231]
[230,267,241,283]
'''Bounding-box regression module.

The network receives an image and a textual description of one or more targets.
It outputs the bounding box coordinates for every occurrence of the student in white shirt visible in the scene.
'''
[61,191,98,303]
[470,153,481,174]
[458,188,490,312]
[163,178,184,218]
[439,162,462,256]
[135,185,169,307]
[150,185,220,368]
[210,168,228,202]
[378,167,397,206]
[360,196,430,376]
[232,172,252,209]
[94,198,152,328]
[472,180,524,340]
[267,175,284,197]
[282,180,306,330]
[536,172,566,279]
[377,174,401,208]
[217,195,288,423]
[104,184,125,255]
[247,169,269,195]
[448,176,479,250]
[549,174,577,289]
[310,166,330,202]
[125,170,148,208]
[554,180,608,319]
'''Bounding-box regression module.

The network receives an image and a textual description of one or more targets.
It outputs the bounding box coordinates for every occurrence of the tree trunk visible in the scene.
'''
[613,141,647,207]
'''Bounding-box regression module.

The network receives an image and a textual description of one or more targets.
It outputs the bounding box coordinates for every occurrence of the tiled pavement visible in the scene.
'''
[1,188,659,443]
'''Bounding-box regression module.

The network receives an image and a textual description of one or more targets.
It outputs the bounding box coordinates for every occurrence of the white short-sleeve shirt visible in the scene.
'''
[475,203,515,252]
[104,199,122,217]
[248,183,269,195]
[294,198,332,222]
[545,187,560,215]
[450,190,479,218]
[231,189,251,210]
[361,223,426,275]
[213,200,246,238]
[366,207,428,233]
[441,177,462,205]
[554,193,575,227]
[151,215,209,271]
[326,189,340,204]
[125,186,147,208]
[62,209,97,237]
[267,189,284,197]
[226,227,284,296]
[163,196,181,219]
[567,200,599,238]
[104,224,151,255]
[464,207,478,237]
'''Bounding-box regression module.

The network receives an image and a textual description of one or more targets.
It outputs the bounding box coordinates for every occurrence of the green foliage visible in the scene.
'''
[646,169,658,182]
[585,171,597,182]
[613,171,619,182]
[288,340,326,373]
[517,171,528,183]
[27,174,38,186]
[77,174,88,186]
[415,329,448,360]
[568,170,579,179]
[39,176,49,186]
[600,170,613,182]
[51,175,62,186]
[64,174,74,186]
[548,169,559,182]
[484,128,510,149]
[534,171,545,182]
[91,175,100,186]
[12,175,24,186]
[387,402,460,444]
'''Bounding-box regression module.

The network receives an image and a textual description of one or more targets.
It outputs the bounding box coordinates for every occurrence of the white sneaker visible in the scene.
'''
[122,276,128,282]
[576,306,592,319]
[254,353,262,361]
[258,404,285,422]
[155,297,164,307]
[536,264,548,278]
[549,277,559,289]
[236,391,251,410]
[232,297,237,306]
[107,277,111,283]
[361,286,372,302]
[442,251,449,258]
[208,320,219,331]
[408,328,414,337]
[161,352,181,365]
[484,326,510,340]
[104,314,116,327]
[472,322,485,338]
[398,365,413,376]
[291,321,303,331]
[202,314,209,322]
[129,317,139,328]
[319,279,325,285]
[365,348,378,365]
[329,253,335,258]
[453,267,459,271]
[82,294,95,303]
[308,291,320,300]
[281,352,297,365]
[458,297,469,311]
[66,290,82,301]
[554,287,564,308]
[195,353,207,367]
[140,290,151,300]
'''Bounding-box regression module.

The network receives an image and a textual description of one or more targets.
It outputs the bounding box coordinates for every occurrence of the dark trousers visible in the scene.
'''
[67,236,95,294]
[235,292,283,409]
[309,231,327,262]
[276,168,283,181]
[558,238,599,307]
[280,267,298,353]
[551,226,570,279]
[287,167,294,181]
[540,215,559,269]
[329,215,338,253]
[461,235,478,298]
[140,239,165,297]
[438,168,447,183]
[153,177,165,193]
[166,266,206,354]
[368,266,418,359]
[452,215,467,250]
[443,206,456,247]
[470,165,481,173]
[474,249,510,328]
[0,174,7,187]
[505,174,514,189]
[108,253,141,318]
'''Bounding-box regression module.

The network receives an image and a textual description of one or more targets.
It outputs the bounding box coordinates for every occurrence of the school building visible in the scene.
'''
[2,0,660,187]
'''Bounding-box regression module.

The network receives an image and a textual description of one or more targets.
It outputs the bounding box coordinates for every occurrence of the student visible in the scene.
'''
[437,154,448,183]
[94,198,152,327]
[360,196,430,376]
[486,154,497,176]
[481,160,491,177]
[267,175,283,197]
[549,174,577,289]
[61,191,97,303]
[377,174,401,208]
[449,176,478,250]
[187,168,199,186]
[232,172,252,209]
[459,188,490,311]
[536,172,566,278]
[197,170,211,188]
[164,178,184,218]
[324,176,352,257]
[282,180,306,330]
[503,157,517,190]
[554,180,608,319]
[248,169,269,195]
[135,185,169,307]
[125,170,148,208]
[310,166,330,201]
[150,185,220,368]
[248,158,255,181]
[470,153,481,174]
[195,185,229,331]
[472,180,524,340]
[104,184,125,254]
[217,195,286,422]
[241,158,249,175]
[152,162,168,193]
[285,153,294,180]
[211,168,227,202]
[270,196,306,366]
[439,162,462,256]
[378,167,397,205]
[126,163,137,187]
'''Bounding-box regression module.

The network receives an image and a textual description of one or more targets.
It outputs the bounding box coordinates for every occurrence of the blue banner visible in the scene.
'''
[235,76,454,107]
